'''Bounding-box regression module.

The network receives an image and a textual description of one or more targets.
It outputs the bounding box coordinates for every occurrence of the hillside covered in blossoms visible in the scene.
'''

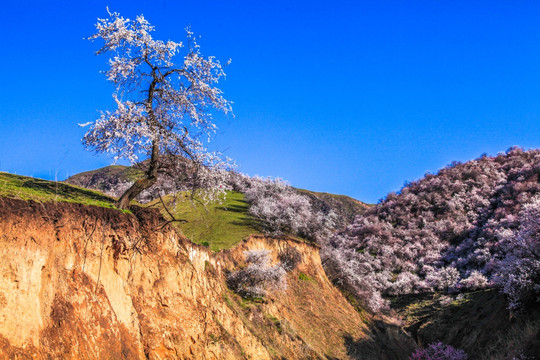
[322,147,540,314]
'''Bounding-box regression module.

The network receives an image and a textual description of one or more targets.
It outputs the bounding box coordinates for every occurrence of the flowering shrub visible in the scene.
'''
[438,296,453,307]
[320,243,389,312]
[458,270,489,291]
[409,342,467,360]
[226,250,287,298]
[241,176,335,241]
[249,189,312,237]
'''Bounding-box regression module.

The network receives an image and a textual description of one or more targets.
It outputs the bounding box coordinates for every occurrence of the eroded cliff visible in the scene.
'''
[0,198,414,359]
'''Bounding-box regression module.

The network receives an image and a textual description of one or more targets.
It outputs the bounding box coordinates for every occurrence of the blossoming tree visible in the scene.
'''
[82,9,232,209]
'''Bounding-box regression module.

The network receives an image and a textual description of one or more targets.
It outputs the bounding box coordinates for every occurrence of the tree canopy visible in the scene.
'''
[82,8,232,209]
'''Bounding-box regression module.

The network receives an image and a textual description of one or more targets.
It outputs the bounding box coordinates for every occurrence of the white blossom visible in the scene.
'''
[82,9,232,208]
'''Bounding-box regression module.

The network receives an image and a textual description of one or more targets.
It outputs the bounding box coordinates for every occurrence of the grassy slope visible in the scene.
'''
[64,165,371,250]
[2,172,262,251]
[150,191,261,251]
[0,172,117,209]
[68,165,143,182]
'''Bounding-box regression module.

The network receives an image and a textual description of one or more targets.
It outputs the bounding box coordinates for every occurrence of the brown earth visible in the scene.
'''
[0,198,415,360]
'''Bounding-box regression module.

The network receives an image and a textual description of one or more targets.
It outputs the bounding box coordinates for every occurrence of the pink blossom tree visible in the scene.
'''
[458,270,489,291]
[82,9,232,209]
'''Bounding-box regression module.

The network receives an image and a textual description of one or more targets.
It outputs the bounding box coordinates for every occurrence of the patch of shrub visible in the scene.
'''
[298,273,312,282]
[458,270,489,291]
[227,249,287,298]
[409,342,467,360]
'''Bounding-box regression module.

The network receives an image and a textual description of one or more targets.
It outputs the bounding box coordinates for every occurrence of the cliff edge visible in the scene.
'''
[0,198,413,359]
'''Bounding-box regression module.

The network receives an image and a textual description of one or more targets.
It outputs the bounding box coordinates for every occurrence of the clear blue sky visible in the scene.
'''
[1,0,540,203]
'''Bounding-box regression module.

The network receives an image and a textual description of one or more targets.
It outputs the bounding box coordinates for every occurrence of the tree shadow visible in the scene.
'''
[216,204,248,213]
[230,216,261,229]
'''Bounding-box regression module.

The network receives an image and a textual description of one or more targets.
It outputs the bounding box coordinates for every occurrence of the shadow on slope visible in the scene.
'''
[393,290,540,360]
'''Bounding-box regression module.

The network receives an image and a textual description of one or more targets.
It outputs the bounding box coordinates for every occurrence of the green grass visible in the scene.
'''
[266,314,283,334]
[0,172,118,209]
[151,191,260,251]
[298,272,313,282]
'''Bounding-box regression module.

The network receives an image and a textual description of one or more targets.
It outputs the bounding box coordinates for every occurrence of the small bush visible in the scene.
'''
[409,342,467,360]
[458,270,489,291]
[227,249,287,298]
[438,295,453,307]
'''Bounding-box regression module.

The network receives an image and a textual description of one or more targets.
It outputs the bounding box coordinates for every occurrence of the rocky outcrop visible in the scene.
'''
[0,198,414,359]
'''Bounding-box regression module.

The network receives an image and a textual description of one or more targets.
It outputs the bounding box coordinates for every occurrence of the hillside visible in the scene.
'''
[4,149,540,359]
[65,164,369,228]
[65,164,144,199]
[0,192,415,359]
[0,172,116,209]
[297,188,371,227]
[322,147,540,358]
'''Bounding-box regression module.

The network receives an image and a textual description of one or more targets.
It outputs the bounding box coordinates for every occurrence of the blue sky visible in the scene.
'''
[1,1,540,203]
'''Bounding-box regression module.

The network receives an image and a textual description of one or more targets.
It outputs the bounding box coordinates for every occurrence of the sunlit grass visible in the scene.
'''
[150,191,260,251]
[0,172,117,209]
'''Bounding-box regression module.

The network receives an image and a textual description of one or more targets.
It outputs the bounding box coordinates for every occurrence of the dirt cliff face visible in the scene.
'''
[0,198,414,359]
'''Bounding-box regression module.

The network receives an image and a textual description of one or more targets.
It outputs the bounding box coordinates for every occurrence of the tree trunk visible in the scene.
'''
[116,141,160,209]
